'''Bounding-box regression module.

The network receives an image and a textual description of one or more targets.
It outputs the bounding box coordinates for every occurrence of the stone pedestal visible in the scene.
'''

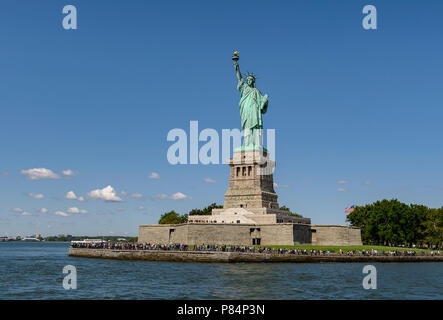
[223,150,278,209]
[187,150,311,225]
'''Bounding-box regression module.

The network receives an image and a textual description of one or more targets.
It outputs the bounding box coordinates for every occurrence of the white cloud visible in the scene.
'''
[21,168,60,180]
[39,208,48,213]
[338,188,348,192]
[153,192,191,200]
[87,185,123,202]
[203,178,216,184]
[67,207,87,214]
[337,179,349,185]
[170,192,191,200]
[130,193,144,199]
[65,191,77,200]
[28,193,44,199]
[148,172,160,179]
[11,208,30,216]
[120,191,128,196]
[67,207,79,214]
[137,206,145,211]
[55,211,69,217]
[62,169,75,176]
[65,190,84,202]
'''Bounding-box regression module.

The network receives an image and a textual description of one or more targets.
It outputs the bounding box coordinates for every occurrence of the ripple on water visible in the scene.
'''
[0,243,442,299]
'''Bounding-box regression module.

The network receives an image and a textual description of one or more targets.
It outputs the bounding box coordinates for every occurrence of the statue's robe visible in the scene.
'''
[237,79,268,130]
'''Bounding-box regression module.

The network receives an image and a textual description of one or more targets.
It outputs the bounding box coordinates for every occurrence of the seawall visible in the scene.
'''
[138,223,363,246]
[68,248,443,263]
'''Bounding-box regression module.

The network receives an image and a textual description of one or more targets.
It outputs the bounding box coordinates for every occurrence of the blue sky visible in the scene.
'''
[1,0,442,237]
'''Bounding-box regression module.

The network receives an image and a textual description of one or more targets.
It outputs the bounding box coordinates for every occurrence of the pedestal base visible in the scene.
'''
[224,150,278,209]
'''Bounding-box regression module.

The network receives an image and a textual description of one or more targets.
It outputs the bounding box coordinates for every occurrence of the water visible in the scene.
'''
[0,242,441,299]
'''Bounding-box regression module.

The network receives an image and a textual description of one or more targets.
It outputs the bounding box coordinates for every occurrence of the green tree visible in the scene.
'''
[410,204,429,246]
[346,199,443,248]
[347,199,413,245]
[157,204,223,224]
[422,207,443,247]
[279,205,302,217]
[180,213,189,223]
[159,211,183,224]
[188,203,222,216]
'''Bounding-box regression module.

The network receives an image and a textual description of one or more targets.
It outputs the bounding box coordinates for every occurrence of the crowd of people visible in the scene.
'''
[70,241,441,256]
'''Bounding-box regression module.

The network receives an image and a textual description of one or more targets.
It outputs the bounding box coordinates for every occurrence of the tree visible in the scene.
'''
[409,204,428,246]
[422,207,443,247]
[279,205,302,217]
[157,203,222,224]
[188,203,222,216]
[181,213,189,223]
[346,199,443,248]
[159,211,184,224]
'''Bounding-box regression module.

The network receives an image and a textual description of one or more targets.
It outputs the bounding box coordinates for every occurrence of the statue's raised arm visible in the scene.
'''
[232,51,242,82]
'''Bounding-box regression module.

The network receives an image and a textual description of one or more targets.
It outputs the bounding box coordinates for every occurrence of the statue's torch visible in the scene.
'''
[232,51,239,62]
[232,51,240,72]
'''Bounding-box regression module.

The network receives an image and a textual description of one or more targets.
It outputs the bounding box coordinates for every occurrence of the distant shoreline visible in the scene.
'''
[69,248,443,263]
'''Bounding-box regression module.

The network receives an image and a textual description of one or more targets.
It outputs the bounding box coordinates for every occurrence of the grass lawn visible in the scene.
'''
[190,244,436,254]
[252,244,436,254]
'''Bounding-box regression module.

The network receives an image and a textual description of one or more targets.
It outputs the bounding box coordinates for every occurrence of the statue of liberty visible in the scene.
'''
[232,52,268,151]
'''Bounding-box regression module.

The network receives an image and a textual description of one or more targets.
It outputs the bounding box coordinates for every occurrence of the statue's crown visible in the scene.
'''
[245,72,256,80]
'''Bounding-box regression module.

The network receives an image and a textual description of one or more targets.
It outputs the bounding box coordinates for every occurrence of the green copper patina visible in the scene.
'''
[233,53,268,151]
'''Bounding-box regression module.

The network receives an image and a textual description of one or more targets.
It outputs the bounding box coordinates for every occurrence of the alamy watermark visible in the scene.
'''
[166,121,276,167]
[62,5,77,30]
[362,265,377,289]
[362,5,377,30]
[63,265,77,290]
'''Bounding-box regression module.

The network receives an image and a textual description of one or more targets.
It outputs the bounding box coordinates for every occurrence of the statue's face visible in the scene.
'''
[246,76,255,86]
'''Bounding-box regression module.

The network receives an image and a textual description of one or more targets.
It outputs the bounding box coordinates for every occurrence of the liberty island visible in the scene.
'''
[140,53,361,247]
